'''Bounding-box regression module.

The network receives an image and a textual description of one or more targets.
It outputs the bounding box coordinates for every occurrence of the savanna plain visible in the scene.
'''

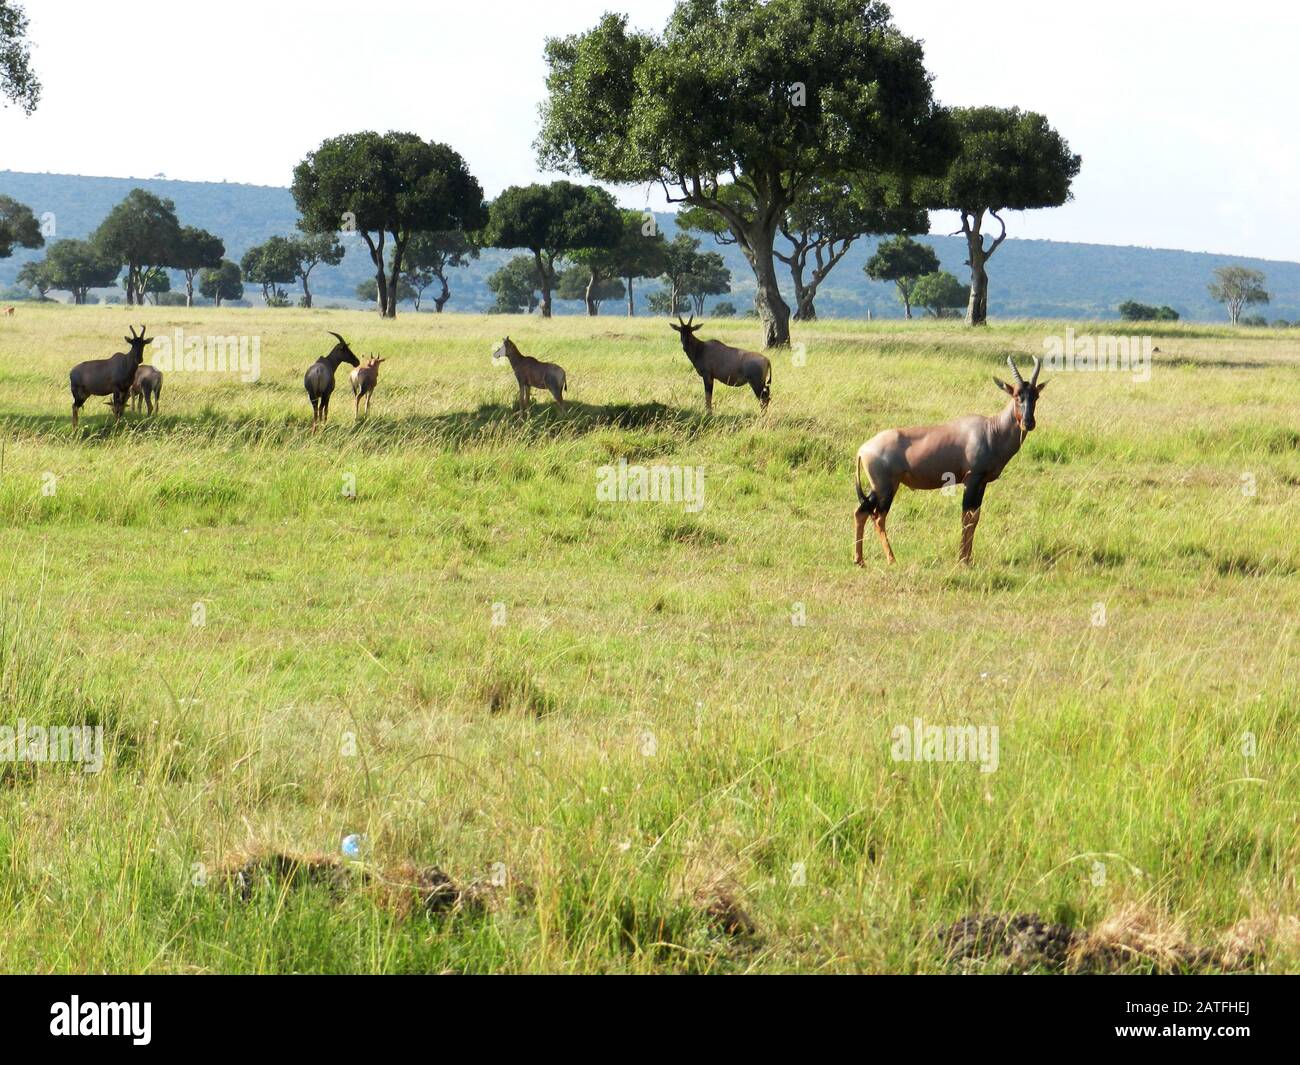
[1,305,1297,973]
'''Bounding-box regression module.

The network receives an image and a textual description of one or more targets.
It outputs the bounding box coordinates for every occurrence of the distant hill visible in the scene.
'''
[2,169,1298,321]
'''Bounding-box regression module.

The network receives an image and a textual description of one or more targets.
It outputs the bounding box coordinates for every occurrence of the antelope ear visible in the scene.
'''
[993,376,1014,394]
[1034,380,1048,392]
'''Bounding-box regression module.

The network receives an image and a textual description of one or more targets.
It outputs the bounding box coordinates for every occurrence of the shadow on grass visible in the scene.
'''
[1,399,775,449]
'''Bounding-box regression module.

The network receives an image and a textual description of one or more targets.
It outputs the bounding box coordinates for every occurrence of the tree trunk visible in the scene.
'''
[738,215,791,347]
[961,209,1002,327]
[795,291,817,321]
[535,250,552,319]
[434,275,450,313]
[185,273,195,307]
[625,276,635,317]
[584,272,599,316]
[385,236,406,319]
[301,274,313,309]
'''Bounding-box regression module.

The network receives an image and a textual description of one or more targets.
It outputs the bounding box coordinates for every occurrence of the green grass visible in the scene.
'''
[0,305,1297,973]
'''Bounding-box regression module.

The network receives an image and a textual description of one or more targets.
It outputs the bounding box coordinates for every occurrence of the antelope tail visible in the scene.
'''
[854,451,868,507]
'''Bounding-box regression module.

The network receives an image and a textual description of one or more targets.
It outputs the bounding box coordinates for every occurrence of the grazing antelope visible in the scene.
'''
[493,337,566,410]
[304,331,360,426]
[3,307,13,317]
[853,356,1046,566]
[670,316,771,413]
[348,356,385,418]
[129,364,163,415]
[69,325,153,428]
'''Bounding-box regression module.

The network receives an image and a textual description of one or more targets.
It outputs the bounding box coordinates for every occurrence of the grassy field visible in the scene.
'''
[0,304,1297,973]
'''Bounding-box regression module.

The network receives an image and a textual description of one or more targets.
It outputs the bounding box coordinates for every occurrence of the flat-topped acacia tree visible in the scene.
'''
[537,0,951,347]
[482,181,623,319]
[292,132,486,317]
[919,106,1080,326]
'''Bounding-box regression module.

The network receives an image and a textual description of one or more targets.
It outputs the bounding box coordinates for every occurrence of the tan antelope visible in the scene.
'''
[853,356,1046,566]
[129,364,163,415]
[670,316,771,413]
[348,356,384,418]
[493,337,566,410]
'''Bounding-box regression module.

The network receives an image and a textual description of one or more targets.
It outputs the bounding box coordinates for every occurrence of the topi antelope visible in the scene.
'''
[853,356,1046,566]
[493,337,566,410]
[304,331,360,426]
[670,316,771,414]
[69,325,152,428]
[129,364,163,415]
[348,356,385,418]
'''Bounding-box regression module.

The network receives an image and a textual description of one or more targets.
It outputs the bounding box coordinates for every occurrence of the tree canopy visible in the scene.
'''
[865,236,941,318]
[1208,266,1269,325]
[918,106,1080,325]
[537,0,952,346]
[171,226,225,307]
[0,193,43,259]
[0,1,39,114]
[91,189,184,304]
[482,181,622,318]
[293,131,487,316]
[199,260,244,306]
[43,238,120,304]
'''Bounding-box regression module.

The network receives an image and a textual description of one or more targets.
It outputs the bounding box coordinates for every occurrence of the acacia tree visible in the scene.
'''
[0,1,39,113]
[241,237,299,305]
[537,1,951,347]
[683,252,730,316]
[911,271,968,318]
[864,236,940,318]
[199,260,243,306]
[15,257,50,297]
[171,226,225,307]
[292,132,486,317]
[91,189,183,304]
[401,230,478,313]
[43,238,120,303]
[557,264,624,314]
[919,106,1080,326]
[483,181,622,318]
[0,193,43,261]
[287,231,344,308]
[487,255,543,314]
[1208,266,1269,326]
[567,209,668,316]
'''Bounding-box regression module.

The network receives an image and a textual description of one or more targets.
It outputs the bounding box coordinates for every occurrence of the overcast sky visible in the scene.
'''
[2,0,1295,260]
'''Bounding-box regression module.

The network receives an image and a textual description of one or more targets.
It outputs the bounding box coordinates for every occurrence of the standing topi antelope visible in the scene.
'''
[304,331,360,426]
[493,337,566,410]
[348,356,385,419]
[670,316,771,414]
[853,356,1046,567]
[69,325,153,428]
[129,364,163,415]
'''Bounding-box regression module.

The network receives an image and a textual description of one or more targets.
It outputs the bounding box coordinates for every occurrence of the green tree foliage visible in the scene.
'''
[356,275,416,308]
[399,230,479,313]
[0,2,39,114]
[199,260,243,306]
[556,263,624,314]
[682,250,730,316]
[293,131,486,317]
[0,193,43,259]
[486,255,543,314]
[537,0,951,346]
[918,106,1080,326]
[171,225,225,307]
[91,188,183,304]
[241,237,300,306]
[483,181,622,318]
[566,209,668,317]
[1118,300,1179,322]
[910,271,969,318]
[43,238,120,303]
[1207,266,1269,326]
[654,234,729,318]
[15,256,50,297]
[864,236,940,318]
[712,301,737,318]
[286,230,345,308]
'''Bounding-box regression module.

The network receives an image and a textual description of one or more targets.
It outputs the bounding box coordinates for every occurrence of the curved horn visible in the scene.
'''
[328,331,346,344]
[1030,356,1042,386]
[1006,356,1025,385]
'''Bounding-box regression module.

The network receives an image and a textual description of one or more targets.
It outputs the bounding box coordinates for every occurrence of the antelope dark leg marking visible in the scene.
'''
[959,479,986,564]
[704,376,714,414]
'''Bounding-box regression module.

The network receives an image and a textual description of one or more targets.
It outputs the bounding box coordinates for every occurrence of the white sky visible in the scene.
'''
[2,0,1296,260]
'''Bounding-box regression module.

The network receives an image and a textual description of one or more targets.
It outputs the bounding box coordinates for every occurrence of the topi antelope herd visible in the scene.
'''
[64,320,1047,567]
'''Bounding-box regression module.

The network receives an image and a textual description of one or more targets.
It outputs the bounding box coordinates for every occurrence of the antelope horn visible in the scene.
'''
[328,331,345,343]
[1006,356,1025,385]
[127,325,138,338]
[1030,357,1042,386]
[686,314,695,327]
